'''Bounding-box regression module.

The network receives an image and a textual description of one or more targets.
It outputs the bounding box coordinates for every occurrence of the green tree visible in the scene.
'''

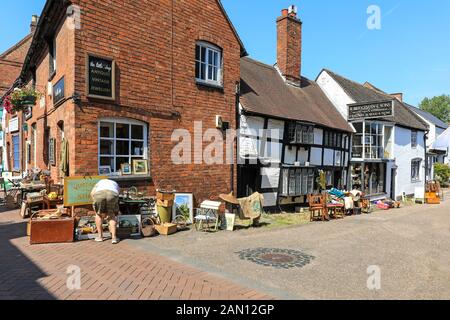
[418,95,450,123]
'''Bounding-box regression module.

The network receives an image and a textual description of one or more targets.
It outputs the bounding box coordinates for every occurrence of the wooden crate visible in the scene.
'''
[155,223,177,236]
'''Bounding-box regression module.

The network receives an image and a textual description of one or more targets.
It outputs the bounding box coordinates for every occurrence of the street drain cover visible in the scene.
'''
[236,248,315,269]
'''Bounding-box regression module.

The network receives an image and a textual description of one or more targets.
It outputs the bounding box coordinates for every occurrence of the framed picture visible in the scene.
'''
[99,166,111,175]
[117,215,141,238]
[121,163,132,175]
[172,193,194,224]
[132,159,148,175]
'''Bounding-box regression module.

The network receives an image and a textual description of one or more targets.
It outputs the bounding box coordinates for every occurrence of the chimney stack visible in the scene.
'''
[277,5,302,86]
[30,15,39,33]
[391,93,403,102]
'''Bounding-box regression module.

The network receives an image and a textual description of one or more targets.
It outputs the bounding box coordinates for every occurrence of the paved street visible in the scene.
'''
[132,194,450,300]
[1,194,450,300]
[0,209,272,300]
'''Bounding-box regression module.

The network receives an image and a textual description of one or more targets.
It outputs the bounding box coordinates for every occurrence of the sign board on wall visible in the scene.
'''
[9,117,19,133]
[64,176,107,207]
[53,77,65,105]
[49,138,56,166]
[348,100,394,121]
[87,54,115,100]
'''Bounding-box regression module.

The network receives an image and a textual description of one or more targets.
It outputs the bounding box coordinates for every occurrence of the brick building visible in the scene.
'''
[0,16,37,170]
[1,0,246,204]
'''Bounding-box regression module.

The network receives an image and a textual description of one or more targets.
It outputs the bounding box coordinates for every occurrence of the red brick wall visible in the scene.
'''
[276,13,302,84]
[6,0,241,206]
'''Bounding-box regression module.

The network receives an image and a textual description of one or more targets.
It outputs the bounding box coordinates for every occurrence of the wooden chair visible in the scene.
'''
[308,194,326,222]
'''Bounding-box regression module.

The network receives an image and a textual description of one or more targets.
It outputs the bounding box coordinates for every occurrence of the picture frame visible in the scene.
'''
[132,159,148,175]
[121,163,132,175]
[99,166,112,175]
[117,215,141,238]
[172,193,194,224]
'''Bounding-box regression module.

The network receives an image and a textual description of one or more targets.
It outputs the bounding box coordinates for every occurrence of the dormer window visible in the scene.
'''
[195,42,222,87]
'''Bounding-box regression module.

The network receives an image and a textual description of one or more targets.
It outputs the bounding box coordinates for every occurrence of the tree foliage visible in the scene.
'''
[418,95,450,123]
[434,163,450,187]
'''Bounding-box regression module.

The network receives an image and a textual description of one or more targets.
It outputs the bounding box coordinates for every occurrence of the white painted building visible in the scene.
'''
[406,105,448,179]
[317,69,429,200]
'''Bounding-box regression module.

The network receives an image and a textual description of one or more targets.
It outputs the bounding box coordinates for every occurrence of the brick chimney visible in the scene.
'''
[391,93,403,102]
[30,15,39,33]
[277,5,302,86]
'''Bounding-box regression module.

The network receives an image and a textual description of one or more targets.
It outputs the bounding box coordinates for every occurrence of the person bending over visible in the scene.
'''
[91,179,120,244]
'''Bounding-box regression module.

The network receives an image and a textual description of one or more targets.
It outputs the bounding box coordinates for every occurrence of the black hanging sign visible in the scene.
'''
[49,138,56,166]
[53,77,65,105]
[348,100,394,121]
[87,54,115,100]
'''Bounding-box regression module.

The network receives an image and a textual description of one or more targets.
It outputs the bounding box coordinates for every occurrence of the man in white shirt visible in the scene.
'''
[91,179,121,244]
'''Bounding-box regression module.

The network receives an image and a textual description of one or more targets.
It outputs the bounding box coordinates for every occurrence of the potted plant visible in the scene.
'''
[7,87,41,113]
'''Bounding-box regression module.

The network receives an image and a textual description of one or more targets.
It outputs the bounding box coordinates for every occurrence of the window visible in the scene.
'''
[49,37,56,76]
[411,159,421,182]
[352,122,385,159]
[411,131,418,148]
[280,167,315,196]
[287,122,314,144]
[12,134,20,171]
[324,131,343,148]
[195,42,222,87]
[99,119,148,174]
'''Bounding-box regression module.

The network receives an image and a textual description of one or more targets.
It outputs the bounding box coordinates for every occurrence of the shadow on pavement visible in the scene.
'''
[0,210,55,300]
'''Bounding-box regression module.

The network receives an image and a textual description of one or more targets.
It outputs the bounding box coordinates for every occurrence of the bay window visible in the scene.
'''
[195,42,223,87]
[99,119,148,174]
[352,121,393,160]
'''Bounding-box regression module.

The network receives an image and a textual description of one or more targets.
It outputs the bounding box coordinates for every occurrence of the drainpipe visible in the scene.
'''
[424,130,429,187]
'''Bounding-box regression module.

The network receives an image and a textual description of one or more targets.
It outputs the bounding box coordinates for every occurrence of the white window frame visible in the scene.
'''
[195,41,223,87]
[98,118,148,174]
[411,158,421,182]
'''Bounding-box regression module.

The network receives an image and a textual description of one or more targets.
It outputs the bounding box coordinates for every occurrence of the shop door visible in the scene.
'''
[238,165,259,198]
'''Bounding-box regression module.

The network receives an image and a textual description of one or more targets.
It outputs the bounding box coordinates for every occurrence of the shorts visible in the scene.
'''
[93,190,119,221]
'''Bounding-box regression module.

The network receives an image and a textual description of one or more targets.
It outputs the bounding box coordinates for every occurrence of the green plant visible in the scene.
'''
[9,87,41,112]
[316,170,326,191]
[434,163,450,187]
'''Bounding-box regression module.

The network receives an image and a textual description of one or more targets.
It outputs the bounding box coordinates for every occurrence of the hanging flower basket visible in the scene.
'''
[3,87,41,114]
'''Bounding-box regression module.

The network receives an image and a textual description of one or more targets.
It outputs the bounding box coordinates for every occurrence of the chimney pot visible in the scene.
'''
[30,15,39,33]
[281,9,288,17]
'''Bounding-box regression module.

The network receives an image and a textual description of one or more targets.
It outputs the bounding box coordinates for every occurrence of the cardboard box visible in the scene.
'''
[155,223,177,236]
[156,191,175,202]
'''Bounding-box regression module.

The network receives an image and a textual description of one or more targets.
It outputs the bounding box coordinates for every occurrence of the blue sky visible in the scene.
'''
[1,0,449,105]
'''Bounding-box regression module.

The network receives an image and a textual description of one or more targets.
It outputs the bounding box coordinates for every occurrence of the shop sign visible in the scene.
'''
[53,77,65,105]
[87,54,115,100]
[49,138,56,166]
[348,100,394,121]
[9,117,19,133]
[64,176,107,207]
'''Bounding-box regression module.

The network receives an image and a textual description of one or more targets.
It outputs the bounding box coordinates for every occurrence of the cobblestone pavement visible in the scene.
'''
[0,209,273,300]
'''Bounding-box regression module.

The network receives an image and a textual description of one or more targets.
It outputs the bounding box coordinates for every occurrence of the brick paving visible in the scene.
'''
[0,209,273,300]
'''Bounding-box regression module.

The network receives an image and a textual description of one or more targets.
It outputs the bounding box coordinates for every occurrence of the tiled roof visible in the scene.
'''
[240,57,353,132]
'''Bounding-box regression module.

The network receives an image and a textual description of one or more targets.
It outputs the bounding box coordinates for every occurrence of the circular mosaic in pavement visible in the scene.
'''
[236,248,315,269]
